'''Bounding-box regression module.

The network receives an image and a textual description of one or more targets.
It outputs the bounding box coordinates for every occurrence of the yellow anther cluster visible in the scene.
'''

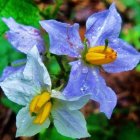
[29,92,52,124]
[85,46,117,65]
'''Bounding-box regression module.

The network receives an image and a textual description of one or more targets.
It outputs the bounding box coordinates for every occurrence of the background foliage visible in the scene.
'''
[0,0,140,140]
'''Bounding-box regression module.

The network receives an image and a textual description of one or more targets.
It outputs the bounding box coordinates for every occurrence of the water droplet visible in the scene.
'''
[78,54,81,58]
[75,45,79,49]
[82,67,88,74]
[80,84,89,94]
[97,27,101,31]
[92,36,96,40]
[77,61,81,65]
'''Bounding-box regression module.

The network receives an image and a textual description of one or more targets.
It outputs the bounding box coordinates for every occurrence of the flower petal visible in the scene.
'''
[103,39,140,73]
[63,60,91,98]
[63,61,117,118]
[0,65,24,82]
[0,69,40,105]
[52,90,90,110]
[2,17,45,54]
[23,46,52,89]
[40,20,83,57]
[89,69,117,118]
[16,106,50,137]
[52,102,90,138]
[85,3,122,46]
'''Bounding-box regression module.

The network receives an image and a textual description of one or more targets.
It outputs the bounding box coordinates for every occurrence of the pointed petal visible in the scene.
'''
[52,90,90,110]
[85,3,122,46]
[40,20,83,57]
[2,17,45,54]
[16,106,50,137]
[0,69,40,105]
[52,103,90,138]
[0,65,24,82]
[63,61,117,118]
[89,69,117,118]
[103,39,140,73]
[23,46,52,89]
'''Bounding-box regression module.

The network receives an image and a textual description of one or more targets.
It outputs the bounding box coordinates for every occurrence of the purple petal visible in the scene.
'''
[0,66,24,82]
[40,20,83,57]
[2,17,45,54]
[63,61,117,118]
[85,3,122,46]
[103,39,140,73]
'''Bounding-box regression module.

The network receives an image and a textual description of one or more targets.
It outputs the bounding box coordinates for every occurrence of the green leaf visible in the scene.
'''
[0,36,25,75]
[50,127,75,140]
[39,127,75,140]
[0,0,40,35]
[46,56,61,76]
[117,122,140,140]
[41,0,63,19]
[121,0,136,7]
[135,64,140,72]
[121,25,140,49]
[0,96,22,113]
[86,113,114,140]
[87,113,108,132]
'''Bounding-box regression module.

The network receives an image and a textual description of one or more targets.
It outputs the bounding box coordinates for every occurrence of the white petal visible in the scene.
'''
[23,46,52,89]
[52,102,90,138]
[16,106,50,137]
[0,70,39,105]
[52,90,90,110]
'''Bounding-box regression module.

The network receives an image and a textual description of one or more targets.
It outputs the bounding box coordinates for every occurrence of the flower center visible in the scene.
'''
[85,46,117,65]
[29,91,52,124]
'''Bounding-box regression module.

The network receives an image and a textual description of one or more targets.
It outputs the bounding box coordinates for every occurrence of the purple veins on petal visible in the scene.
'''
[2,17,46,54]
[39,20,83,57]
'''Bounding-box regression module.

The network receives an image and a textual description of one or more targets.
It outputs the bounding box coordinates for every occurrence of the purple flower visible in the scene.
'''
[2,17,45,54]
[40,4,140,118]
[1,17,46,81]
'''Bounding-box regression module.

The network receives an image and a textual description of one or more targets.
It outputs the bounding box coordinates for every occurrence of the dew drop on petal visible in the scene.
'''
[80,83,89,94]
[92,36,96,40]
[97,27,101,31]
[78,54,81,58]
[75,45,79,49]
[77,61,81,65]
[82,67,88,74]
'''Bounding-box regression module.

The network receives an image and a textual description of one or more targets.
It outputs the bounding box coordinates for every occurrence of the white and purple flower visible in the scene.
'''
[0,46,90,138]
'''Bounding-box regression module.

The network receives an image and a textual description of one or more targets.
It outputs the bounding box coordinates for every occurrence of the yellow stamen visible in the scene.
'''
[85,46,117,65]
[34,102,52,124]
[35,92,51,111]
[29,95,40,114]
[29,91,52,125]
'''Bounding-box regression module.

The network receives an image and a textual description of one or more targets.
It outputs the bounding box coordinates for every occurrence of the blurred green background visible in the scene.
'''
[0,0,140,140]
